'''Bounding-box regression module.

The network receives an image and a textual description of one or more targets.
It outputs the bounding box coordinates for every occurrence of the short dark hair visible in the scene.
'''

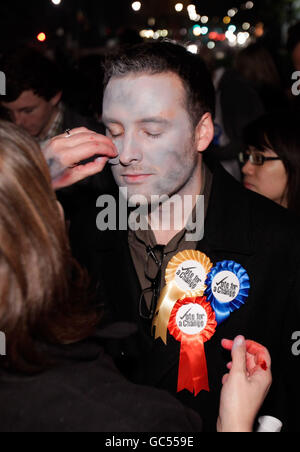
[1,47,62,103]
[244,110,300,215]
[103,41,215,128]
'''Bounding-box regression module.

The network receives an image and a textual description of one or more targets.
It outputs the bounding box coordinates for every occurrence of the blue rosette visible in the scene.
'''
[205,260,250,325]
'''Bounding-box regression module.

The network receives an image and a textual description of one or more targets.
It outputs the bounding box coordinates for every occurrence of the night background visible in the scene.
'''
[1,0,300,117]
[1,0,299,51]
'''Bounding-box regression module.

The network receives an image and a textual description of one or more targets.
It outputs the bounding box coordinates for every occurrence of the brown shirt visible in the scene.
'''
[128,164,213,313]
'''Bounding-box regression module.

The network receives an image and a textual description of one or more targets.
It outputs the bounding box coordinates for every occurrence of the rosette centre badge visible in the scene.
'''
[176,303,208,336]
[211,271,240,304]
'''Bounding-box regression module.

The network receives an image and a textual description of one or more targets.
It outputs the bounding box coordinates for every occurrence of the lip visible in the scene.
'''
[243,181,255,190]
[122,174,153,183]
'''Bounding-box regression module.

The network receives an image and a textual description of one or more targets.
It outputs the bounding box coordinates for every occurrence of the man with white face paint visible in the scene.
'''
[49,42,300,432]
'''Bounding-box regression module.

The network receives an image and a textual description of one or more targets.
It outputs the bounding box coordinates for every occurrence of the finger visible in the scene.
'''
[231,336,247,374]
[245,340,271,370]
[52,157,109,190]
[221,339,233,351]
[57,127,96,138]
[58,131,115,149]
[222,373,229,385]
[226,362,232,370]
[59,142,117,167]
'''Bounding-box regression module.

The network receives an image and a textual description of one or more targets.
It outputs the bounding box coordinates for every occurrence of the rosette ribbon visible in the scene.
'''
[152,251,213,344]
[205,260,250,325]
[168,296,217,396]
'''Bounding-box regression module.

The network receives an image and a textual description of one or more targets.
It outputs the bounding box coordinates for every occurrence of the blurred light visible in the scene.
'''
[201,16,209,24]
[175,3,184,12]
[245,1,254,9]
[201,27,209,35]
[132,2,141,11]
[216,51,225,60]
[193,25,202,36]
[51,0,62,4]
[139,29,154,39]
[255,22,264,38]
[207,41,216,50]
[209,31,226,41]
[161,29,168,37]
[225,30,237,44]
[187,4,199,21]
[180,28,188,36]
[237,32,250,45]
[223,16,231,24]
[37,32,47,42]
[228,25,237,32]
[187,44,198,54]
[148,17,156,26]
[242,22,251,30]
[227,8,237,17]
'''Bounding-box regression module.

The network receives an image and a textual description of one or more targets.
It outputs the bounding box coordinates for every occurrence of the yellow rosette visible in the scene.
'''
[152,250,213,344]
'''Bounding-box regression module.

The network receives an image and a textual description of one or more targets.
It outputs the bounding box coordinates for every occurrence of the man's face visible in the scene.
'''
[292,42,300,71]
[2,90,59,138]
[102,72,200,202]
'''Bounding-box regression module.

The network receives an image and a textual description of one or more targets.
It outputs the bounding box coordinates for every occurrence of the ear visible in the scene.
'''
[194,112,214,153]
[50,91,62,107]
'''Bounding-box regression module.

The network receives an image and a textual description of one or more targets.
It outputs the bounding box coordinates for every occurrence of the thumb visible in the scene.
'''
[231,335,247,374]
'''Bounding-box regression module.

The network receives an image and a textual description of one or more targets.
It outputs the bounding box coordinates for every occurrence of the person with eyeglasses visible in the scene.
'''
[239,110,300,215]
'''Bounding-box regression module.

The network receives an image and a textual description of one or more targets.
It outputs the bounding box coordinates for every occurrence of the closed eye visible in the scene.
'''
[145,132,162,139]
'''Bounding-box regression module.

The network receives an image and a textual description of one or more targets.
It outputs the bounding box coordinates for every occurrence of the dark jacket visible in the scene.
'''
[0,339,202,432]
[69,161,300,432]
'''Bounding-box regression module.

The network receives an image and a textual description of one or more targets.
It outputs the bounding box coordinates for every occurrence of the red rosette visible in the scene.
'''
[168,296,217,396]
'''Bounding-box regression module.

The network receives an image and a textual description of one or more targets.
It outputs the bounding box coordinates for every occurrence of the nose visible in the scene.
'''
[13,112,24,128]
[242,160,255,176]
[119,132,143,166]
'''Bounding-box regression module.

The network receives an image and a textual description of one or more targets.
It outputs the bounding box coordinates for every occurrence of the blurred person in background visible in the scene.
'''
[240,110,300,216]
[0,120,272,432]
[0,47,103,149]
[288,22,300,72]
[0,47,110,219]
[206,50,265,181]
[235,43,287,112]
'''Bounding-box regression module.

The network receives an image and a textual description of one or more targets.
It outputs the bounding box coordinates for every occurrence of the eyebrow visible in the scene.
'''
[103,117,170,126]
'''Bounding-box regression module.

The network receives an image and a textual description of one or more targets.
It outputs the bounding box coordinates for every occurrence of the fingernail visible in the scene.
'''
[260,361,268,371]
[232,335,245,350]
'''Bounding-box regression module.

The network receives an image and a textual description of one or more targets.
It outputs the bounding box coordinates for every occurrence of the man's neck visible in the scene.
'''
[149,159,203,245]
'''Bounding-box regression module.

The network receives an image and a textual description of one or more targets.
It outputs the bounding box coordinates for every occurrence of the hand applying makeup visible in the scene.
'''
[43,127,118,190]
[217,336,272,432]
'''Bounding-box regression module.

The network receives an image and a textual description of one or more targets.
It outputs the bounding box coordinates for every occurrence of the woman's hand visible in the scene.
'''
[217,336,272,432]
[43,127,118,190]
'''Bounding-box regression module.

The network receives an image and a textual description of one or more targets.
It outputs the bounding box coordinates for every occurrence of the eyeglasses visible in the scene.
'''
[139,245,165,320]
[239,151,282,167]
